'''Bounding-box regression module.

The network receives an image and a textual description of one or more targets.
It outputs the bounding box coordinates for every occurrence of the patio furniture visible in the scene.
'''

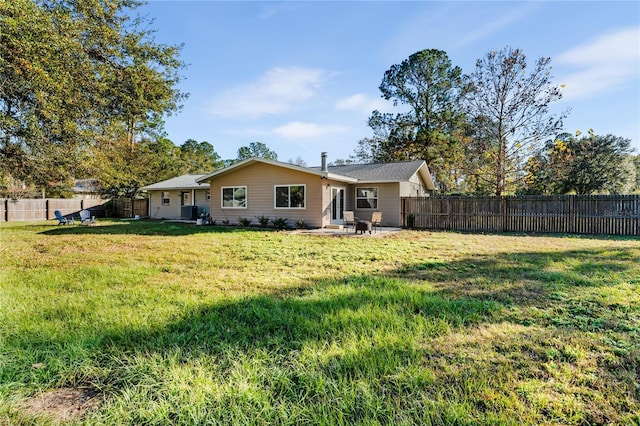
[343,211,357,231]
[355,220,372,234]
[371,212,382,233]
[54,210,74,225]
[79,209,96,225]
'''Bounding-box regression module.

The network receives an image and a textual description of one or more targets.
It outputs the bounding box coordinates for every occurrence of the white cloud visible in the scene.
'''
[209,67,327,119]
[335,93,390,115]
[556,27,640,101]
[273,121,347,139]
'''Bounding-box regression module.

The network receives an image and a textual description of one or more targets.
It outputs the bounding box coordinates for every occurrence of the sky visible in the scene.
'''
[138,1,640,167]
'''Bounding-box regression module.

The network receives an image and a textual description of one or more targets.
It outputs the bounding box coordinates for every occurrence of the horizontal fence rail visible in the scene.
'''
[401,195,640,236]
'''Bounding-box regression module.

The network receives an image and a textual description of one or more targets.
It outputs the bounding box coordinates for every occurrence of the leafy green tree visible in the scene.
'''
[0,0,186,197]
[464,47,567,196]
[632,155,640,193]
[236,142,278,161]
[180,139,223,173]
[359,49,468,191]
[93,136,184,198]
[521,131,635,194]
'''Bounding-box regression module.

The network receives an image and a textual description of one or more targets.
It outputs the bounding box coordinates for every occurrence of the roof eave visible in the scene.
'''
[140,183,210,191]
[326,173,359,183]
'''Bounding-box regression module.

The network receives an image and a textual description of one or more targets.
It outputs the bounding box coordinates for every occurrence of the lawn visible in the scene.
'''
[1,220,638,425]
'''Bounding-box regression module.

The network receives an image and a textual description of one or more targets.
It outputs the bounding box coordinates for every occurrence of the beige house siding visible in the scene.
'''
[148,189,210,219]
[400,173,432,197]
[206,162,325,227]
[352,183,401,227]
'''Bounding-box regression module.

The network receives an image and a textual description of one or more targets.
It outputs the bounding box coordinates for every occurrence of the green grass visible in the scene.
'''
[1,220,639,425]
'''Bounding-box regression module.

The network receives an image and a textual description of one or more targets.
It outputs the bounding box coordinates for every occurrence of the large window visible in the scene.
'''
[221,186,246,208]
[162,192,170,205]
[275,185,305,209]
[356,187,378,209]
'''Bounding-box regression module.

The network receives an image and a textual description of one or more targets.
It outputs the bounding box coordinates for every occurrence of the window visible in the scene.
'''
[162,192,170,205]
[221,186,246,208]
[275,185,305,208]
[356,187,378,209]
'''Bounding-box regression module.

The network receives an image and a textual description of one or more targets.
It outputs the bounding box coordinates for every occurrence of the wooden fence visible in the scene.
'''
[0,198,107,222]
[112,198,148,218]
[0,198,149,221]
[401,195,640,236]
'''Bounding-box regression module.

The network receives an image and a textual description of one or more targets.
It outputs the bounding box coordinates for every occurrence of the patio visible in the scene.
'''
[292,226,403,237]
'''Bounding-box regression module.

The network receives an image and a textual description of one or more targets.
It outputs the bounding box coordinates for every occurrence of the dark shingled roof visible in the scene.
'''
[311,160,426,182]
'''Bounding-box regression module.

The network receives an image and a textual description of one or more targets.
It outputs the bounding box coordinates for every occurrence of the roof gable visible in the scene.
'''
[196,157,358,184]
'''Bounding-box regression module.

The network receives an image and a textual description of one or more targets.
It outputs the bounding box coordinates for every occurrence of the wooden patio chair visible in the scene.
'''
[343,211,357,231]
[371,211,382,233]
[79,209,95,225]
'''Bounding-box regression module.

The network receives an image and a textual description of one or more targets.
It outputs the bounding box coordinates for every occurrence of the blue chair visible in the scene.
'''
[54,210,74,225]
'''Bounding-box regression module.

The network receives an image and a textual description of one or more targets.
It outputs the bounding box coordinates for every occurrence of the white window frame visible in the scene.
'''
[221,186,247,209]
[162,191,170,205]
[274,184,306,209]
[356,187,378,210]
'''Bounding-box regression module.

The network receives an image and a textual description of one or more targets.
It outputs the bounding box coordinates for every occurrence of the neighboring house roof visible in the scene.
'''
[140,174,210,191]
[196,157,435,190]
[73,178,101,194]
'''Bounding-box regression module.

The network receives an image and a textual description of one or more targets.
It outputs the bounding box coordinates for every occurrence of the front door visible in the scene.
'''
[331,187,345,224]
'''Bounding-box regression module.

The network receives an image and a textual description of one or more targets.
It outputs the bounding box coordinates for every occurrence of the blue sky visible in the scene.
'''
[140,1,640,167]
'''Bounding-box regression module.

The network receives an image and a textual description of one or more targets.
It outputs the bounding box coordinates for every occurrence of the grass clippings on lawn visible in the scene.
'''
[0,220,638,425]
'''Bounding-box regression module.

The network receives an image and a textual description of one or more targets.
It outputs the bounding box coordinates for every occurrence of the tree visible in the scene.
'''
[359,49,468,191]
[287,156,307,167]
[180,139,223,173]
[0,0,186,197]
[522,131,635,194]
[236,142,278,161]
[464,47,567,196]
[92,136,184,198]
[632,155,640,193]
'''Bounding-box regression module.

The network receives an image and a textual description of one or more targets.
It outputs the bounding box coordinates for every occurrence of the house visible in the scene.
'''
[195,153,435,228]
[140,174,211,219]
[72,179,102,199]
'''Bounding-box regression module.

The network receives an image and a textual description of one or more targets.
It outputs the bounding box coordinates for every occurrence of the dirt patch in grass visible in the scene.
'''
[23,388,101,423]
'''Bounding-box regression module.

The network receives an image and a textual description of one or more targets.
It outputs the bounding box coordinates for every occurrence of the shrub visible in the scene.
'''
[295,219,307,229]
[238,217,251,227]
[256,216,270,228]
[407,212,416,228]
[271,217,288,230]
[222,219,230,226]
